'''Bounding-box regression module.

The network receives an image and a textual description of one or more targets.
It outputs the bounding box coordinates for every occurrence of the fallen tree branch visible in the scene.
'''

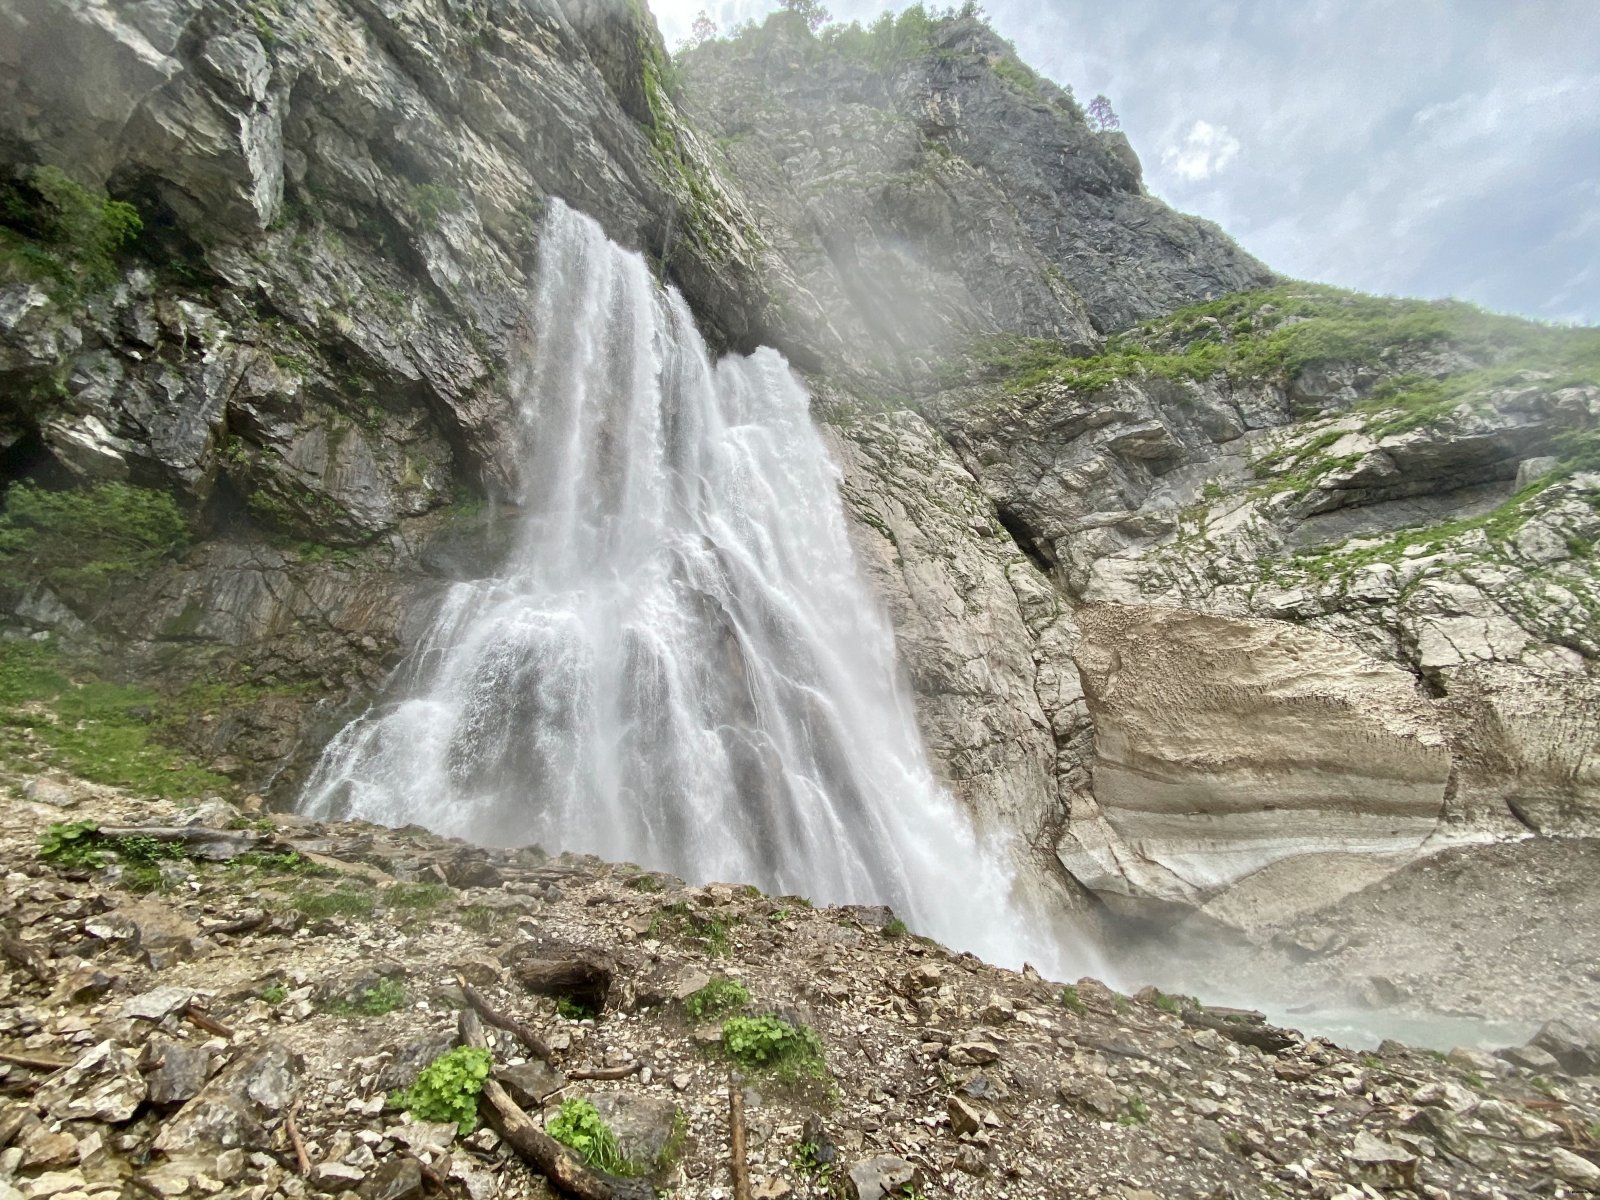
[286,1101,312,1175]
[567,1063,641,1081]
[1180,1008,1297,1055]
[204,911,267,937]
[458,978,557,1065]
[0,1049,71,1072]
[181,1003,234,1040]
[457,1010,648,1200]
[729,1081,752,1200]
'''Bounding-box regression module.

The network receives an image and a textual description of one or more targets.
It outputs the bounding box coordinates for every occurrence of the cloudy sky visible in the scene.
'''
[651,0,1600,325]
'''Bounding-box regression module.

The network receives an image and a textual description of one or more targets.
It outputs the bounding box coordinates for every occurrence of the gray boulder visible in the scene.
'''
[153,1041,299,1153]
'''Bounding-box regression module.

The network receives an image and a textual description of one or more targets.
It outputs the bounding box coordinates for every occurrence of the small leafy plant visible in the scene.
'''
[352,978,405,1015]
[39,822,198,889]
[555,996,595,1021]
[1118,1093,1150,1126]
[322,977,406,1017]
[792,1138,835,1184]
[408,182,462,230]
[261,984,288,1005]
[648,900,736,956]
[392,1046,491,1135]
[230,849,324,876]
[1153,990,1197,1015]
[546,1098,644,1176]
[38,821,106,869]
[721,1015,826,1080]
[113,834,187,867]
[682,978,750,1021]
[1059,985,1086,1015]
[880,918,908,938]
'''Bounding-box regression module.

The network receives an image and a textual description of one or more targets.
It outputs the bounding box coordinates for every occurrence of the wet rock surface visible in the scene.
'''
[2,784,1598,1200]
[1121,836,1600,1030]
[820,333,1600,938]
[0,0,777,796]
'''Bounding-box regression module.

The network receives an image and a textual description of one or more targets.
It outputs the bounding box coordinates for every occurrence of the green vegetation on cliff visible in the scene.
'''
[630,0,755,267]
[957,283,1600,400]
[697,2,1077,112]
[0,482,190,598]
[0,166,142,302]
[0,641,231,799]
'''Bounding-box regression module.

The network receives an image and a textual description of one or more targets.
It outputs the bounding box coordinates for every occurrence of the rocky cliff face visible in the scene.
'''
[676,11,1270,389]
[2,0,1597,1034]
[836,281,1596,981]
[0,0,779,781]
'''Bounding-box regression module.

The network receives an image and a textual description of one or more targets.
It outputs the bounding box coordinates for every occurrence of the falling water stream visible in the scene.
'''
[302,199,1054,969]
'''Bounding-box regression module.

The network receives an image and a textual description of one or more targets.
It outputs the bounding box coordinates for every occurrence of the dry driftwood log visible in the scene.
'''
[181,1003,235,1040]
[1180,1006,1298,1054]
[457,978,557,1065]
[0,1049,71,1072]
[729,1081,752,1200]
[568,1062,641,1081]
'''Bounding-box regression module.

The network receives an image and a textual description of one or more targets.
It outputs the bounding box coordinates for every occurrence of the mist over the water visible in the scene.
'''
[302,199,1061,971]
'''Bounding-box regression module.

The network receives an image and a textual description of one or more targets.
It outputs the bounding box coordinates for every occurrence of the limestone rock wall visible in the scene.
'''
[904,344,1598,919]
[1065,604,1451,915]
[677,14,1270,389]
[824,408,1093,925]
[0,0,779,785]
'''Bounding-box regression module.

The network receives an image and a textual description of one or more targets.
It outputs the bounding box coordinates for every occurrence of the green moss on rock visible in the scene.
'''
[0,482,190,598]
[0,641,232,800]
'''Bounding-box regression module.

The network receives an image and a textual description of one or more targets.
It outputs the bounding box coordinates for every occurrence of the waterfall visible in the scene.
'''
[301,199,1053,968]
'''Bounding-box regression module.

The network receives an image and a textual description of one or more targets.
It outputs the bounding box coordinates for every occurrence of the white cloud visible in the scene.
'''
[1159,119,1241,182]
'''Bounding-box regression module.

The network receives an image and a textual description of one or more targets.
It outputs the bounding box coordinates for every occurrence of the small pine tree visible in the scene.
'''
[689,10,718,45]
[1086,94,1120,133]
[779,0,831,33]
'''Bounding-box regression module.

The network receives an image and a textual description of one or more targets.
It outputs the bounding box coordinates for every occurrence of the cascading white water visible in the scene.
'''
[302,199,1054,968]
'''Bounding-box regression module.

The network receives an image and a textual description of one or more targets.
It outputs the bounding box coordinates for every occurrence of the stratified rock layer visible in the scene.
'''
[1064,604,1449,915]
